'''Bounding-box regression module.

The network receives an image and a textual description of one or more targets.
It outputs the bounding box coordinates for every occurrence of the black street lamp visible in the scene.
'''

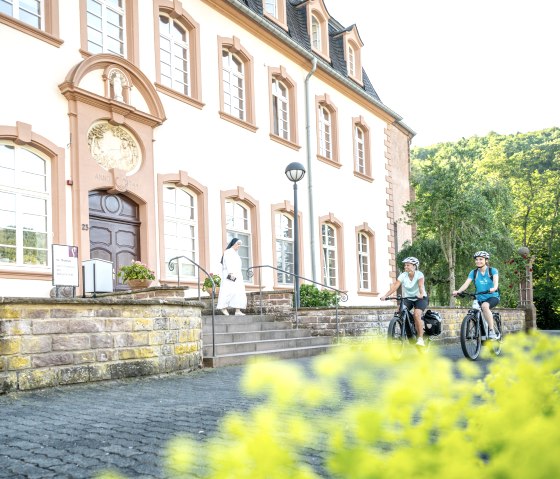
[285,161,306,308]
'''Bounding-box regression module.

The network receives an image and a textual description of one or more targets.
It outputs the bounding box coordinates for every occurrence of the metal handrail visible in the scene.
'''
[168,256,217,358]
[247,265,348,341]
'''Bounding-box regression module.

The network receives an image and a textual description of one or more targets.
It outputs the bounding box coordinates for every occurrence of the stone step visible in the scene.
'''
[202,321,293,334]
[203,335,332,357]
[203,328,310,343]
[203,343,336,368]
[201,312,334,368]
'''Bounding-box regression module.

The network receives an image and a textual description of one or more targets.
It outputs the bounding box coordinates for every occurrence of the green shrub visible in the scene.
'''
[98,332,560,479]
[299,283,339,307]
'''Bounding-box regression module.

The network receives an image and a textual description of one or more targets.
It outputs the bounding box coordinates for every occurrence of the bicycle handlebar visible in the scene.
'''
[456,290,491,299]
[382,296,421,301]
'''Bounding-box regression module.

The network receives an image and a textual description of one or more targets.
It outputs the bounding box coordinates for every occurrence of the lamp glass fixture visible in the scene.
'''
[285,162,306,182]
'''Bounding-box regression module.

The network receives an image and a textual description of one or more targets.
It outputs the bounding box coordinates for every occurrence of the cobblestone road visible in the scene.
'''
[0,343,472,479]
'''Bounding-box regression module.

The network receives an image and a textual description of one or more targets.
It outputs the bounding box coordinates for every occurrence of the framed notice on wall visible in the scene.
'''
[52,244,80,287]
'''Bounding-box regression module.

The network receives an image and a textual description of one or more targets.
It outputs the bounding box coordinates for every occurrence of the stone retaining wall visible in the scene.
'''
[294,306,525,341]
[0,294,203,393]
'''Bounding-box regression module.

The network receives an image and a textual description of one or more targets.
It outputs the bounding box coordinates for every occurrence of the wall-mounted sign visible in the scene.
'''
[52,244,79,287]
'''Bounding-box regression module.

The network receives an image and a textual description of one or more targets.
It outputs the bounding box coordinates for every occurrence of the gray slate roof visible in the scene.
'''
[238,0,382,102]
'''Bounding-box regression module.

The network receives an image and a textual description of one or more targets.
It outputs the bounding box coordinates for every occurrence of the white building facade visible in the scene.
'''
[0,0,414,304]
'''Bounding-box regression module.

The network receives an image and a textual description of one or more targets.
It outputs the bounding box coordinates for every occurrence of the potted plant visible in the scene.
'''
[117,260,156,289]
[203,273,221,294]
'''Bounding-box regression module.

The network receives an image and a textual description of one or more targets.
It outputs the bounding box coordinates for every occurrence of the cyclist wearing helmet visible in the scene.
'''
[381,257,428,346]
[453,251,500,339]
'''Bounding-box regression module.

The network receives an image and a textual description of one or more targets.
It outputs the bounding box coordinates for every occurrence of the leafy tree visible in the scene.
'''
[406,139,514,305]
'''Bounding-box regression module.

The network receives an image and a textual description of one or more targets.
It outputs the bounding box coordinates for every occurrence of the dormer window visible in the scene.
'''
[311,15,321,50]
[348,45,355,77]
[263,0,287,30]
[305,0,330,61]
[342,25,364,84]
[264,0,277,17]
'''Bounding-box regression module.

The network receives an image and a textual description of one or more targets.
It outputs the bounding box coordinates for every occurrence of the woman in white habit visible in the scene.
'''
[217,238,247,315]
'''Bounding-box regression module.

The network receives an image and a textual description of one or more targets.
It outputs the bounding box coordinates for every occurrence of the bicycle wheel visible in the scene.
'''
[490,313,503,356]
[460,314,481,360]
[387,315,405,358]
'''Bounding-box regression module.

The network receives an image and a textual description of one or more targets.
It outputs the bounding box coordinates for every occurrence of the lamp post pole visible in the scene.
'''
[285,162,306,308]
[293,180,300,307]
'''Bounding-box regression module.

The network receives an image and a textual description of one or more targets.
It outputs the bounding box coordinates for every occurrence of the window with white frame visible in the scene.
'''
[322,223,337,287]
[86,0,126,56]
[311,15,321,51]
[159,14,190,96]
[264,0,277,17]
[318,105,332,159]
[0,143,50,267]
[0,0,43,29]
[163,185,198,278]
[272,78,289,140]
[354,125,365,174]
[348,45,356,77]
[225,200,251,281]
[222,49,245,121]
[275,212,294,284]
[357,232,370,290]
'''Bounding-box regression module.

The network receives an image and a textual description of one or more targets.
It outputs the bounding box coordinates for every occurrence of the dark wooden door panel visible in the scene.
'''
[89,191,140,291]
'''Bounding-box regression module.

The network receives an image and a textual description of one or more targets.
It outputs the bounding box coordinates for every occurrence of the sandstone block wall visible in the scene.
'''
[0,297,203,393]
[293,306,525,341]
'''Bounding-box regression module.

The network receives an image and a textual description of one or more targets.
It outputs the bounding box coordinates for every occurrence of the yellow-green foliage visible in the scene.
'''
[100,332,560,478]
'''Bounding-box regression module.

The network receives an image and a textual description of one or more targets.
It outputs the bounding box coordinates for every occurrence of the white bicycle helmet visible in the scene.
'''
[402,256,420,266]
[473,251,490,259]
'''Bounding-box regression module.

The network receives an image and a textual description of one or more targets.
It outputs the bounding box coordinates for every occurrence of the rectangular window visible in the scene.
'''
[358,233,370,290]
[355,126,365,174]
[163,185,197,278]
[222,50,245,120]
[319,106,332,159]
[86,0,125,57]
[225,200,251,281]
[1,0,43,29]
[272,79,289,139]
[275,212,294,284]
[0,144,50,267]
[322,224,337,287]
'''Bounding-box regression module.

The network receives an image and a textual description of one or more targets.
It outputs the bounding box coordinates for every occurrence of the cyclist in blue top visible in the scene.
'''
[381,257,428,347]
[453,251,501,339]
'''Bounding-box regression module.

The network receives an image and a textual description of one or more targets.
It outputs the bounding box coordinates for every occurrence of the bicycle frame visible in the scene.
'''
[385,296,428,357]
[458,291,503,360]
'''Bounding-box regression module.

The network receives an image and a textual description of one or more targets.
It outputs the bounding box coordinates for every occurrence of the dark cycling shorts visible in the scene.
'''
[404,296,429,311]
[480,297,500,309]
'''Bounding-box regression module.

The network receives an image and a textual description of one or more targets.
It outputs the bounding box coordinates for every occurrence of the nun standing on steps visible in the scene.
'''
[217,238,247,316]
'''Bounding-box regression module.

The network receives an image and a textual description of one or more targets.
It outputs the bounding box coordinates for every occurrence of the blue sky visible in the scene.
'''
[327,0,560,147]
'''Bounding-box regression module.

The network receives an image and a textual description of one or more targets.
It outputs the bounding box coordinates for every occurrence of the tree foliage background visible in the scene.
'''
[401,127,560,328]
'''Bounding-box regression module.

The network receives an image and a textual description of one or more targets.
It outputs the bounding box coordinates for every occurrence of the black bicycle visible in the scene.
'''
[384,296,441,357]
[457,291,503,360]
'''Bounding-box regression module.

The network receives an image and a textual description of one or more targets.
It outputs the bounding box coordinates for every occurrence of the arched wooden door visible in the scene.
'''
[89,191,140,290]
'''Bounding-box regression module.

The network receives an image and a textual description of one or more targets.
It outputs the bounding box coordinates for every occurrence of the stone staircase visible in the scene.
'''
[202,313,335,367]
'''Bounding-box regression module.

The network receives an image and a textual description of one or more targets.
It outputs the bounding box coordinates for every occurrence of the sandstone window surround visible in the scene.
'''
[154,1,203,109]
[0,0,62,47]
[356,223,378,296]
[218,36,257,133]
[319,213,345,291]
[268,66,300,150]
[157,172,209,286]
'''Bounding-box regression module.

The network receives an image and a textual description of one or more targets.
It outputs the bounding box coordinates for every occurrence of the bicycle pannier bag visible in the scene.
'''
[422,310,442,336]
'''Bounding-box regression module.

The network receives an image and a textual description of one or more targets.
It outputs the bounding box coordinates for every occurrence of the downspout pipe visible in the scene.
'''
[305,57,318,282]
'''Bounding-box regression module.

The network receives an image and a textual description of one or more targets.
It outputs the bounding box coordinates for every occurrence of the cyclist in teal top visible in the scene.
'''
[453,251,501,339]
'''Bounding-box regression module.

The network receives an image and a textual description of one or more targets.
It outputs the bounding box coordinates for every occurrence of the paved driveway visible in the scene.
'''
[0,342,480,479]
